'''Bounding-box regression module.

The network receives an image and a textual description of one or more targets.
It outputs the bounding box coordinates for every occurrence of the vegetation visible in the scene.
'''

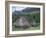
[12,12,40,31]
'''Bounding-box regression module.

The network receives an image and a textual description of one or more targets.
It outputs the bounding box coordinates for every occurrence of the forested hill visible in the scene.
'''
[12,7,40,15]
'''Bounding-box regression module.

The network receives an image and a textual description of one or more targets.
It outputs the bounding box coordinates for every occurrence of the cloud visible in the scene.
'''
[12,6,26,12]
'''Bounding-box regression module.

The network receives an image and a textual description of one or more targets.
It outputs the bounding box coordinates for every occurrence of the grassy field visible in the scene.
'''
[12,25,40,31]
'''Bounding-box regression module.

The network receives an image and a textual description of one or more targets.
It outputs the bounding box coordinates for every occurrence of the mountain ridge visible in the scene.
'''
[12,7,40,15]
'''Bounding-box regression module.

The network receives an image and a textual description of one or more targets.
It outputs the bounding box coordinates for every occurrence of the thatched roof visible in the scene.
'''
[15,17,30,27]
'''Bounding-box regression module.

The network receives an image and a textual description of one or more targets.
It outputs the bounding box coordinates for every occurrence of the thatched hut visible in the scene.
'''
[14,16,30,29]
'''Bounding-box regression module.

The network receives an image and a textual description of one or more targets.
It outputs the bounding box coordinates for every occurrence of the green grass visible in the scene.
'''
[12,24,40,31]
[12,26,40,31]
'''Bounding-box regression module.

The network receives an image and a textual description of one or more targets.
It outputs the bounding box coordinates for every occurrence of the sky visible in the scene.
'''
[12,6,26,12]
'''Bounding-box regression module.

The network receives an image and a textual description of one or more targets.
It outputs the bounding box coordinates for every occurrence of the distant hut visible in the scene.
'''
[14,16,30,29]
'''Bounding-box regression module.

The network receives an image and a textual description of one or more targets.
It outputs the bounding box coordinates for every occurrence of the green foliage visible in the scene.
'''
[12,12,40,31]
